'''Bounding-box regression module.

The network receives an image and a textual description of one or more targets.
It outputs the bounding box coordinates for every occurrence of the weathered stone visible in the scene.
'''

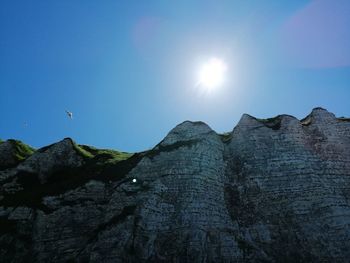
[0,140,34,170]
[17,138,84,183]
[0,108,350,262]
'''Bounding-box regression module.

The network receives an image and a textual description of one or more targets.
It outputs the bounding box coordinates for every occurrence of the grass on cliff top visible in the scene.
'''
[77,144,133,164]
[32,137,133,164]
[1,144,141,213]
[0,138,141,213]
[8,139,35,161]
[63,138,133,163]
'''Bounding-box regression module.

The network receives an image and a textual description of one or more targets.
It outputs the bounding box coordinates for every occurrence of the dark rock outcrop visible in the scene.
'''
[1,108,350,262]
[0,140,35,170]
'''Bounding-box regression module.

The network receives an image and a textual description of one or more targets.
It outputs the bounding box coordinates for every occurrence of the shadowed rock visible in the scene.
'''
[0,140,35,170]
[0,108,350,262]
[16,138,85,184]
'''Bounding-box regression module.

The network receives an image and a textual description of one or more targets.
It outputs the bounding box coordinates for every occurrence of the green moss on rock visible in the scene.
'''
[78,144,133,164]
[0,139,140,212]
[1,151,143,212]
[8,140,35,162]
[72,143,94,159]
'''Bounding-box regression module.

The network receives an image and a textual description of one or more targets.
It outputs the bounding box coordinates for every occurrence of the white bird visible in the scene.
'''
[65,110,73,119]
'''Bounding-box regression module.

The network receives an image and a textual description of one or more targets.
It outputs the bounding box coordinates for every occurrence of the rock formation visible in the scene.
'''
[1,107,350,262]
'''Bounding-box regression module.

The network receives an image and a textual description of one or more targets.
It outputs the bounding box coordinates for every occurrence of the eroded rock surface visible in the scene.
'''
[1,108,350,262]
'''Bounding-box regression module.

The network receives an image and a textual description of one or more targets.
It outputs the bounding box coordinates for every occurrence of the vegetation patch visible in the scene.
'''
[8,140,35,162]
[0,140,35,170]
[1,138,147,213]
[78,144,133,163]
[72,143,94,159]
[36,138,132,163]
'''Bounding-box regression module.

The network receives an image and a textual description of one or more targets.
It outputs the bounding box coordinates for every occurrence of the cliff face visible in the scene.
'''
[1,108,350,262]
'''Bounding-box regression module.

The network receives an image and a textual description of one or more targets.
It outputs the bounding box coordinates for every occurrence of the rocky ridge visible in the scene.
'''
[1,107,350,262]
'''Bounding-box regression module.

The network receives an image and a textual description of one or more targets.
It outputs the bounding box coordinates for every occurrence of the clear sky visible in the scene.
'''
[1,0,350,152]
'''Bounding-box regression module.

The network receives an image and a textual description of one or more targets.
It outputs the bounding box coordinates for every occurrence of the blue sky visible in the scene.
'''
[1,0,350,152]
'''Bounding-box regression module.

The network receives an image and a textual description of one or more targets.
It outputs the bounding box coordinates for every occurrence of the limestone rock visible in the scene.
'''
[0,108,350,262]
[17,138,85,183]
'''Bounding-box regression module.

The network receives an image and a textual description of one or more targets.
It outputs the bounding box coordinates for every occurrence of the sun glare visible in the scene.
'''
[198,57,227,90]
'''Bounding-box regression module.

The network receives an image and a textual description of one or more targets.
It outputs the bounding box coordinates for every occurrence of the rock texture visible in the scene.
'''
[1,107,350,262]
[0,140,34,170]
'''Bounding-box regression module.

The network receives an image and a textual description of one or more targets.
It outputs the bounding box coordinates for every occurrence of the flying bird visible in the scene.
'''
[65,110,73,119]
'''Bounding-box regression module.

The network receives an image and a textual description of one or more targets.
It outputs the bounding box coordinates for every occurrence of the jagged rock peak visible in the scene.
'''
[160,120,216,146]
[301,107,336,126]
[309,107,336,119]
[235,107,344,132]
[235,113,300,132]
[17,137,85,183]
[37,137,74,152]
[235,113,263,130]
[311,106,331,113]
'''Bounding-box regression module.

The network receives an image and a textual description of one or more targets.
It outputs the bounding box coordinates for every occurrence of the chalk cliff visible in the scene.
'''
[1,108,350,262]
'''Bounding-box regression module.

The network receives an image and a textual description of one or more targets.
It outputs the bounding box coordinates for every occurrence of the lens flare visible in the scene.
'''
[198,58,227,90]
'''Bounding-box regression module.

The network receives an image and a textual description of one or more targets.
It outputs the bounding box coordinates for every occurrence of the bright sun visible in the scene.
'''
[198,57,227,90]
